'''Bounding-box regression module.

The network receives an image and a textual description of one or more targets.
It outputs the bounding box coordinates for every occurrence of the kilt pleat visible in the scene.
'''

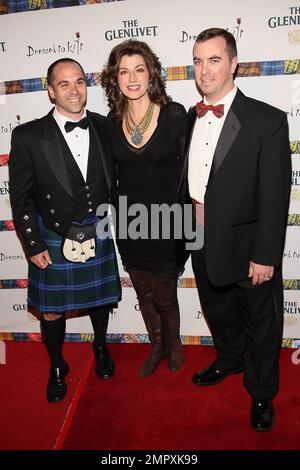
[28,215,121,313]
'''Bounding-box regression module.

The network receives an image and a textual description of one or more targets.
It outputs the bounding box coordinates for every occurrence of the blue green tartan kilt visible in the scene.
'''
[28,214,121,313]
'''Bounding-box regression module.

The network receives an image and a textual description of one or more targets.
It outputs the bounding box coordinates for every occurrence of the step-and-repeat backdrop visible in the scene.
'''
[0,0,299,345]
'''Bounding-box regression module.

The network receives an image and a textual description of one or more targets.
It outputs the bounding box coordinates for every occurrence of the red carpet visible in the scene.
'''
[62,344,300,450]
[0,342,299,450]
[0,341,91,450]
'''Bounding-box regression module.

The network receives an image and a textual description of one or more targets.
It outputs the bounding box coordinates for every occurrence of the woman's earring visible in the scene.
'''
[148,80,153,94]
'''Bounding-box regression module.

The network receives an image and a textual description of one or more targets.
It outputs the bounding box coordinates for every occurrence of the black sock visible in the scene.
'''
[89,307,110,348]
[41,315,66,369]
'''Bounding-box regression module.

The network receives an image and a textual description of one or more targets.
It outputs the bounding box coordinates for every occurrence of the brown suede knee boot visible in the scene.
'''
[129,270,168,378]
[152,274,183,372]
[140,326,168,378]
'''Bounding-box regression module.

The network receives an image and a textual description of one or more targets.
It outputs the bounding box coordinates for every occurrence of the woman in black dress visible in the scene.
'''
[101,40,187,377]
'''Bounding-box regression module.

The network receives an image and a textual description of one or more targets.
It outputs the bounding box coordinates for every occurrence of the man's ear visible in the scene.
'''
[230,56,238,75]
[48,85,55,101]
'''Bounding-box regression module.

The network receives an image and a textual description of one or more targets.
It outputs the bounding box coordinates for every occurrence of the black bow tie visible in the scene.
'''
[64,117,89,133]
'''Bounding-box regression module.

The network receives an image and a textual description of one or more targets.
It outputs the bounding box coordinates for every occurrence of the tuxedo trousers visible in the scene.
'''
[191,247,284,399]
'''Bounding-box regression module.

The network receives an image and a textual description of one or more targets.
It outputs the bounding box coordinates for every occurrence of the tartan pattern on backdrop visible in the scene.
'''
[2,59,299,95]
[0,0,124,14]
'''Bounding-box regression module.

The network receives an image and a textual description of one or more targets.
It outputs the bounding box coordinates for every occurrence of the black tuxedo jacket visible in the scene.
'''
[9,109,115,257]
[180,89,291,286]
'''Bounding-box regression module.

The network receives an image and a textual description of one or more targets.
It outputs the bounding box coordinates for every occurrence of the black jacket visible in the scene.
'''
[9,109,115,256]
[179,89,291,286]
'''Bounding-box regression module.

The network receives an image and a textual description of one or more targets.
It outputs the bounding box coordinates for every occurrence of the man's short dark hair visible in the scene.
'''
[195,28,237,60]
[47,58,86,85]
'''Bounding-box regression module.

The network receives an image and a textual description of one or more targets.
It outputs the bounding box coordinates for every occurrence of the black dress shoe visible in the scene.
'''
[46,362,69,403]
[192,364,243,386]
[250,398,274,432]
[93,346,115,379]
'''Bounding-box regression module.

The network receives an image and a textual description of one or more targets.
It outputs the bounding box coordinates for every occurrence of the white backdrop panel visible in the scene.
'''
[283,227,300,279]
[235,75,300,139]
[0,231,28,279]
[290,156,300,214]
[0,0,298,339]
[0,289,36,333]
[0,166,11,220]
[283,290,300,338]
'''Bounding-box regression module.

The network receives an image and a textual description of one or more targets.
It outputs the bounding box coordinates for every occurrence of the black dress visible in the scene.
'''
[106,101,187,272]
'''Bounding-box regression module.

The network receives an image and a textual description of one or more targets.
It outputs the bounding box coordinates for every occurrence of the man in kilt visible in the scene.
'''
[9,58,121,403]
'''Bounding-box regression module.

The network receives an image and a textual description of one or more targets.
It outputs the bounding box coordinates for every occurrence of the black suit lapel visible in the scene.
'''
[86,125,96,182]
[38,110,74,198]
[210,108,241,176]
[88,113,112,191]
[186,106,197,147]
[178,107,197,194]
[209,89,245,178]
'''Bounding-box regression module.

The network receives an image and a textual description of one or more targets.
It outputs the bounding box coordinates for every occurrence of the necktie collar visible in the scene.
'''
[64,116,89,133]
[196,102,224,118]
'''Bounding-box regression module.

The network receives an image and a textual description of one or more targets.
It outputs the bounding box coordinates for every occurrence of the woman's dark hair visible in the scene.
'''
[101,40,171,120]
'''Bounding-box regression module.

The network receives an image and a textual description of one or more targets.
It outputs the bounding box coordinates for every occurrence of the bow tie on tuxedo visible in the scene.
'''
[64,117,89,133]
[196,102,224,118]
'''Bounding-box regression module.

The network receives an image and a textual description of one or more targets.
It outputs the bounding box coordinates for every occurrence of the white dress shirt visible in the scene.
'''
[188,86,237,203]
[53,108,90,181]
